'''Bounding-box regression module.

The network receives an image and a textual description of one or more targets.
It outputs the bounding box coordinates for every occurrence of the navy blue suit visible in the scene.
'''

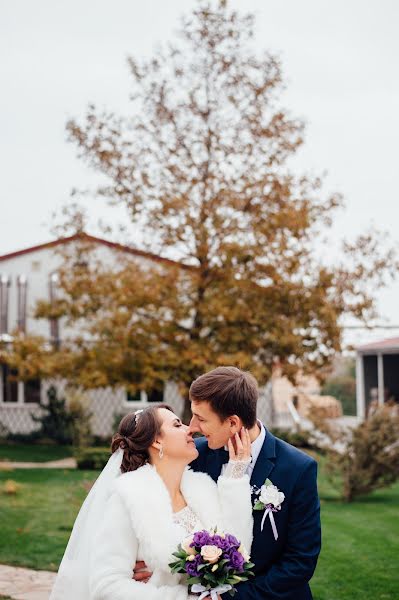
[190,428,321,600]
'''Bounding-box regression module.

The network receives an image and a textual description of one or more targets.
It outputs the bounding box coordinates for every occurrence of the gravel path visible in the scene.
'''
[0,564,56,600]
[0,458,76,469]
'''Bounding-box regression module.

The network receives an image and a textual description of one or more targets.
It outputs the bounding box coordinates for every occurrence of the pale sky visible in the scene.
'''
[1,0,399,346]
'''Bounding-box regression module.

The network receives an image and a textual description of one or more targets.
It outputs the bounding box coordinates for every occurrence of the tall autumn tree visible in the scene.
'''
[4,0,396,417]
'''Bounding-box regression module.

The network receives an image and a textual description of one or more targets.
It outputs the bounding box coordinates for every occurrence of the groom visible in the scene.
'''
[188,366,321,600]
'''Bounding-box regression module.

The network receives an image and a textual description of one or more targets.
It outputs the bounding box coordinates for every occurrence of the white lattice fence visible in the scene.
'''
[0,378,186,439]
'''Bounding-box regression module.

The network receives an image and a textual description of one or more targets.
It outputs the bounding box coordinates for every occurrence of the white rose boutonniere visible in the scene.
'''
[253,478,285,540]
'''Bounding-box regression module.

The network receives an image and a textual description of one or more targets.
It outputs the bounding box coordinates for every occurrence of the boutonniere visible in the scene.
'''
[252,479,285,540]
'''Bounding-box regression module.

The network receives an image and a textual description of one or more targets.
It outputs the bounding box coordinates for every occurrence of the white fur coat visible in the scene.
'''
[89,464,253,600]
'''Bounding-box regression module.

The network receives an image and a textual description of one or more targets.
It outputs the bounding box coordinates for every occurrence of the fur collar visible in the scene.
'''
[114,464,220,571]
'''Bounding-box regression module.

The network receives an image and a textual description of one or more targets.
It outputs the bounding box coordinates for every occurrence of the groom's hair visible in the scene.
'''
[189,366,258,428]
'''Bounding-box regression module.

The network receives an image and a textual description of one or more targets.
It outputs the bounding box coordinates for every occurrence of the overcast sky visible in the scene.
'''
[1,0,398,346]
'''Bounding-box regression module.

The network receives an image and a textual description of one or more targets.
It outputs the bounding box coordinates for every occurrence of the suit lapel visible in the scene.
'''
[250,427,277,490]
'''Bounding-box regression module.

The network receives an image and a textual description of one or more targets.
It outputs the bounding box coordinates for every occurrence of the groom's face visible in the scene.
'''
[189,400,233,449]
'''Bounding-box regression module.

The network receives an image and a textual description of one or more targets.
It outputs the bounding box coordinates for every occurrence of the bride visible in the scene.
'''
[50,404,253,600]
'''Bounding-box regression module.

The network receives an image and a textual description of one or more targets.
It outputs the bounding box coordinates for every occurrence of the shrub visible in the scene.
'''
[31,386,74,444]
[31,386,92,446]
[66,390,93,448]
[7,430,43,444]
[321,357,356,416]
[75,447,111,470]
[0,419,9,441]
[321,375,356,415]
[327,406,399,501]
[271,427,316,449]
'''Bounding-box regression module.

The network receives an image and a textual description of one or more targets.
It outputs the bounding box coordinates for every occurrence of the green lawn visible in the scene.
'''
[0,457,398,599]
[0,468,93,571]
[0,444,73,463]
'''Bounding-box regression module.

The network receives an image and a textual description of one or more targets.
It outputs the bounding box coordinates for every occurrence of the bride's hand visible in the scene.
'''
[132,560,152,583]
[227,428,251,462]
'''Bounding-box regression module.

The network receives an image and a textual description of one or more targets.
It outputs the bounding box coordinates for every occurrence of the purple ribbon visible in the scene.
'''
[260,503,279,540]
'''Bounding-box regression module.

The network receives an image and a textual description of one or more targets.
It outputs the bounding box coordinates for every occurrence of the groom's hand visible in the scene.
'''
[133,560,152,583]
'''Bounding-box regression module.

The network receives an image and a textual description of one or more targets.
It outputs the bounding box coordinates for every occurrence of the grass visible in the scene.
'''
[0,468,94,571]
[0,453,398,599]
[313,483,399,599]
[0,444,73,463]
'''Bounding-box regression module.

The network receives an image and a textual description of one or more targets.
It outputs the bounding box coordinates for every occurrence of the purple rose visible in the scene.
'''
[224,534,240,550]
[192,530,212,548]
[209,535,227,550]
[185,554,203,577]
[227,549,245,572]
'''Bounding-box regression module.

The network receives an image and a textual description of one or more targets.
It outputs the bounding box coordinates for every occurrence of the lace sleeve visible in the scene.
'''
[223,458,251,479]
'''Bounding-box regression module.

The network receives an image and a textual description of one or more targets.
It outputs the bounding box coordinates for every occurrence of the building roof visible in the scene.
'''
[0,232,193,270]
[357,337,399,353]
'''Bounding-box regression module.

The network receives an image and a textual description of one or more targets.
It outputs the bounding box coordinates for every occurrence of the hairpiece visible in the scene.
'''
[134,409,144,424]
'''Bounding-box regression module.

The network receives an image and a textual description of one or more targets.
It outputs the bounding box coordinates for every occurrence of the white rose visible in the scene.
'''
[200,545,223,564]
[238,544,251,562]
[259,484,285,507]
[181,535,196,555]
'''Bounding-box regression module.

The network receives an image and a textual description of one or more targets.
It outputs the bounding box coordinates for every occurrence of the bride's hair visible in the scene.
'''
[111,404,173,473]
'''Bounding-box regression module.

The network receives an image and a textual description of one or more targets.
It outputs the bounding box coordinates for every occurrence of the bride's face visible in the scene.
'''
[155,408,199,463]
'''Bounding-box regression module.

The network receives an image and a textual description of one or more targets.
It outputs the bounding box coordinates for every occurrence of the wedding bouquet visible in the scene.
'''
[169,528,254,599]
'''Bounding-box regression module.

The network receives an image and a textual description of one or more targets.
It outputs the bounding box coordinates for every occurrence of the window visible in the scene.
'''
[0,365,41,404]
[147,388,164,403]
[1,364,18,403]
[125,388,164,404]
[126,390,145,403]
[24,378,41,404]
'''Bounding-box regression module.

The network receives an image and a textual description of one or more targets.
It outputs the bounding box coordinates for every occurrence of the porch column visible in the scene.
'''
[377,352,385,406]
[356,353,365,419]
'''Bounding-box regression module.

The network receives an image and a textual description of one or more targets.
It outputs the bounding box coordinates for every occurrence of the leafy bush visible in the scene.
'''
[31,386,92,446]
[271,427,316,449]
[66,390,93,448]
[31,386,73,444]
[327,406,399,501]
[0,420,9,442]
[7,430,43,444]
[75,447,111,470]
[321,357,356,415]
[321,376,356,415]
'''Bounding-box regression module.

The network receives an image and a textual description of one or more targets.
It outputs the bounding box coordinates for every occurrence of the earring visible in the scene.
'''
[159,445,164,459]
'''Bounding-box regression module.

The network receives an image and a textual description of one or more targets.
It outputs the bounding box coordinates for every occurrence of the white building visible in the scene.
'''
[0,233,187,437]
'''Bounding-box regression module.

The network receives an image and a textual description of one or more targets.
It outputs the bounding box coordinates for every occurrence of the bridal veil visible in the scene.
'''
[49,448,123,600]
